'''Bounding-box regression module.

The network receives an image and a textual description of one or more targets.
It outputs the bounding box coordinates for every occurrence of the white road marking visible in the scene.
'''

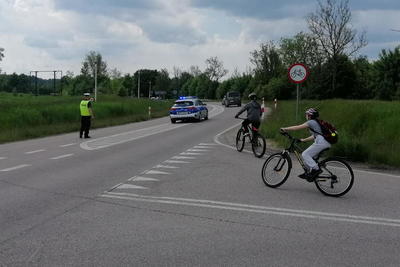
[59,143,76,147]
[172,156,196,160]
[50,154,74,160]
[145,170,170,175]
[187,149,210,152]
[117,184,148,190]
[154,165,179,169]
[199,143,219,146]
[193,146,212,149]
[129,176,160,182]
[214,121,243,151]
[101,192,400,228]
[0,157,7,160]
[25,149,46,154]
[164,160,190,164]
[180,152,203,155]
[353,169,400,178]
[1,164,31,172]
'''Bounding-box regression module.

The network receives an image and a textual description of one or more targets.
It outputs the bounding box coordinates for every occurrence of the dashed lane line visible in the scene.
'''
[180,152,203,156]
[172,156,196,160]
[50,154,74,160]
[0,164,31,172]
[154,165,179,169]
[145,170,171,175]
[129,176,160,182]
[117,184,148,190]
[24,149,46,155]
[59,143,77,147]
[164,160,190,164]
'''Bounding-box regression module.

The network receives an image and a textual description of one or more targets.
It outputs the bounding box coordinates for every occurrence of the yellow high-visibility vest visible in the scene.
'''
[80,100,91,116]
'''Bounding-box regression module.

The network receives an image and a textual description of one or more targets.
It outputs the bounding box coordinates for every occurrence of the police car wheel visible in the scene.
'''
[171,119,176,123]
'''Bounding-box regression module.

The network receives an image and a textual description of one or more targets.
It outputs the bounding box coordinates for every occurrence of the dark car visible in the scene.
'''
[222,91,241,107]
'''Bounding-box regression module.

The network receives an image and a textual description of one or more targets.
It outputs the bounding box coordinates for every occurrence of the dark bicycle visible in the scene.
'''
[261,130,354,197]
[235,117,266,158]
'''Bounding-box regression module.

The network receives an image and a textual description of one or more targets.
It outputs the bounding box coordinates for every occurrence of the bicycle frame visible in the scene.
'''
[282,135,307,172]
[237,117,259,141]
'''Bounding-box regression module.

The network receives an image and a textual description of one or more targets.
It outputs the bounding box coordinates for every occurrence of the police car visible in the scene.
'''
[169,96,208,123]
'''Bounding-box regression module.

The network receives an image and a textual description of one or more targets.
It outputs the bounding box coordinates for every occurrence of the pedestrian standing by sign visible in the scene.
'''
[80,92,94,138]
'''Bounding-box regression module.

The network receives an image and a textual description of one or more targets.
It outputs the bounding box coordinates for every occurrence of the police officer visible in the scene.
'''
[80,92,94,138]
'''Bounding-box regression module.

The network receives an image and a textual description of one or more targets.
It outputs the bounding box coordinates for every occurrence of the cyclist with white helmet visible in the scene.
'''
[235,92,262,136]
[280,108,331,181]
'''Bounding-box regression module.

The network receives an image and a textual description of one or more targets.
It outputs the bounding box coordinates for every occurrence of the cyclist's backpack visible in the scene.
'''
[316,119,338,144]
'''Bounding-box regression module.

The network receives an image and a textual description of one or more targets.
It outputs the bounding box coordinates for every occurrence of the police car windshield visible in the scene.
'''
[174,101,194,106]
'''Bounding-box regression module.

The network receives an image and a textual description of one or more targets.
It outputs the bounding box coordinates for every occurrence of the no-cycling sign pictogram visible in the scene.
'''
[288,63,309,84]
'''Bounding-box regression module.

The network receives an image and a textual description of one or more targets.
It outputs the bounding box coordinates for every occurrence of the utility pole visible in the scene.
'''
[35,71,38,96]
[94,63,98,102]
[148,81,151,98]
[53,71,56,95]
[137,70,141,99]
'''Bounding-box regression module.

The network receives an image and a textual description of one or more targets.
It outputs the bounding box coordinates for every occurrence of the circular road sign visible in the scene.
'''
[288,63,309,84]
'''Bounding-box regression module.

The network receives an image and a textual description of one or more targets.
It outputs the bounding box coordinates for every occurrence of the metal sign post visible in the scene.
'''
[296,84,299,120]
[288,63,309,121]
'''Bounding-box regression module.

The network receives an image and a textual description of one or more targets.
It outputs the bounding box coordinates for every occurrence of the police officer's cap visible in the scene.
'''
[83,93,90,96]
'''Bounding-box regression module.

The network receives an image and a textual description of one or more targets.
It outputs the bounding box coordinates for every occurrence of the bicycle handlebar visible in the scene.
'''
[280,129,301,143]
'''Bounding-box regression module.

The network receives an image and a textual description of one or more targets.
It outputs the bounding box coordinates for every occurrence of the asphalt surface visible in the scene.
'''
[0,103,399,266]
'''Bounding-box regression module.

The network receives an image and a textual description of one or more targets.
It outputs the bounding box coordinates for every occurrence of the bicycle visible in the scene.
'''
[261,130,354,197]
[235,117,266,158]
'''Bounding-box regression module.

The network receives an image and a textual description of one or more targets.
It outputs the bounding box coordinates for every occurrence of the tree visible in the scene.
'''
[189,65,202,77]
[373,46,400,100]
[81,51,108,79]
[122,74,134,97]
[307,0,367,93]
[108,68,122,79]
[250,42,284,86]
[133,69,158,98]
[279,32,323,68]
[204,56,228,82]
[154,68,171,98]
[0,47,4,73]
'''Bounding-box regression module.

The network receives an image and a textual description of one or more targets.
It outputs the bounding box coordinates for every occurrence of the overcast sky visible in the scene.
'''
[0,0,399,78]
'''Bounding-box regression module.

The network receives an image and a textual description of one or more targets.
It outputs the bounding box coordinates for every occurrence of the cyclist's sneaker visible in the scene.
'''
[243,132,250,137]
[306,169,322,182]
[298,172,307,179]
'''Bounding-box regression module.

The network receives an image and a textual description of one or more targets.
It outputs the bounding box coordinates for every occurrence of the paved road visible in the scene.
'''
[0,103,399,266]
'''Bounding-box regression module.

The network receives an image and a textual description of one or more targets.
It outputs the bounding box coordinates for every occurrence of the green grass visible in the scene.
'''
[260,100,400,168]
[0,93,173,143]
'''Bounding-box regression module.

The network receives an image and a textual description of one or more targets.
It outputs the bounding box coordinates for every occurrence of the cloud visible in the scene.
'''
[191,0,314,19]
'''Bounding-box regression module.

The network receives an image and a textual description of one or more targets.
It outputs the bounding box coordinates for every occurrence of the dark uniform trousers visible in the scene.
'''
[80,116,91,138]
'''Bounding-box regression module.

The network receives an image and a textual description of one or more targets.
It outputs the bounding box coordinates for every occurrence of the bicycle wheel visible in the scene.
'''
[252,133,266,158]
[236,129,245,152]
[261,153,292,188]
[315,157,354,197]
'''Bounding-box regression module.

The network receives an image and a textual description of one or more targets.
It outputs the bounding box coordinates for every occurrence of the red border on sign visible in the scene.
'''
[288,63,309,84]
